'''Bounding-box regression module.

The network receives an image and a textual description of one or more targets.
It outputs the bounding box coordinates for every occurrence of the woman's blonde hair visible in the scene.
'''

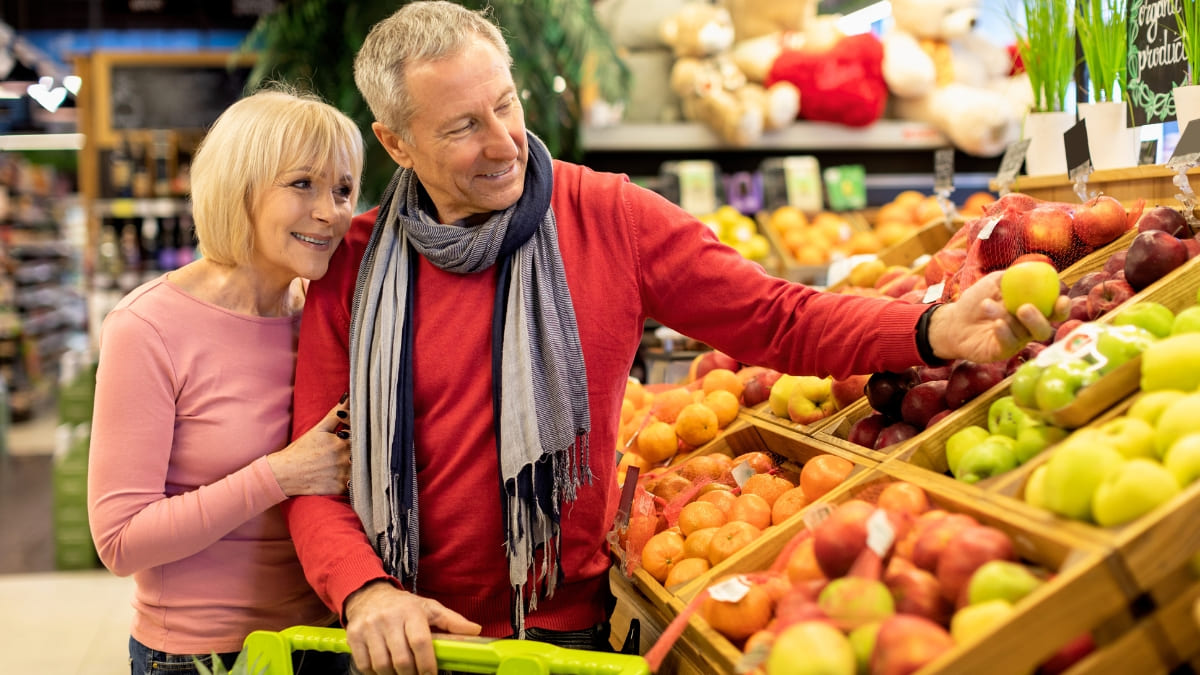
[189,84,365,266]
[354,1,511,143]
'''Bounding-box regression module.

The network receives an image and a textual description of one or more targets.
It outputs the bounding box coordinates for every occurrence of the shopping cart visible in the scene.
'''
[241,625,651,675]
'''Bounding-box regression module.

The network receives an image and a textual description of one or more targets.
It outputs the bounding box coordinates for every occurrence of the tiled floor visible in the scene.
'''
[1,410,135,675]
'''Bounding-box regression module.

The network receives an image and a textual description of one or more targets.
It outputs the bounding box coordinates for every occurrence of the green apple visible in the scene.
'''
[1001,261,1060,317]
[769,374,801,418]
[1041,441,1126,521]
[1094,324,1156,374]
[988,396,1030,438]
[1141,333,1200,392]
[967,560,1044,605]
[1153,393,1200,458]
[955,435,1019,483]
[1112,301,1175,339]
[848,622,880,675]
[1025,464,1049,509]
[1093,416,1157,460]
[768,620,857,675]
[1014,417,1069,464]
[950,599,1016,644]
[946,425,992,477]
[1035,361,1099,413]
[1092,458,1181,527]
[1010,360,1043,410]
[1163,433,1200,488]
[1127,389,1188,427]
[1171,305,1200,335]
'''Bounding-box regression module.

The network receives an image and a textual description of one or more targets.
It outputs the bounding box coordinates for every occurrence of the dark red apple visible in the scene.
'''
[900,380,950,429]
[1067,295,1091,321]
[984,192,1039,216]
[943,360,1007,409]
[926,409,953,427]
[875,421,920,449]
[915,363,956,383]
[975,212,1026,270]
[1039,633,1097,674]
[741,376,770,407]
[1073,195,1131,248]
[936,525,1016,605]
[1102,249,1128,276]
[1135,205,1190,237]
[865,369,919,418]
[1124,230,1189,291]
[1186,238,1200,260]
[848,412,889,448]
[1085,278,1135,318]
[1004,341,1048,376]
[1067,271,1107,299]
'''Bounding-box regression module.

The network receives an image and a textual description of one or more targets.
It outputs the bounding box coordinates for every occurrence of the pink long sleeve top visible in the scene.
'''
[87,277,335,655]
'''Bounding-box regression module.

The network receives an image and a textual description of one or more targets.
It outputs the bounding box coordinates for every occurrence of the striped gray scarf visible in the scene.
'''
[347,132,591,636]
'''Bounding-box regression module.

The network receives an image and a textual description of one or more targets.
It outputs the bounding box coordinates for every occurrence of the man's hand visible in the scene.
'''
[927,270,1069,364]
[343,581,482,675]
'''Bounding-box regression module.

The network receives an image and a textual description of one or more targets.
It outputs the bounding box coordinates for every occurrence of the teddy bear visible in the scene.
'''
[659,2,801,146]
[721,0,891,129]
[880,0,1033,156]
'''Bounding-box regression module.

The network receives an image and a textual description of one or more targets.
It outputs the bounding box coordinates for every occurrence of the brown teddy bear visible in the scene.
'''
[660,3,801,146]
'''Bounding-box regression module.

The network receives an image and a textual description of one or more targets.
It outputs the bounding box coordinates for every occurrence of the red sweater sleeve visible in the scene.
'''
[285,209,396,616]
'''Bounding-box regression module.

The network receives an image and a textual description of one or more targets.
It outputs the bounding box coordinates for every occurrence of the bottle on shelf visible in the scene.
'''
[131,135,152,200]
[109,137,134,199]
[139,216,160,277]
[93,219,123,291]
[118,220,142,291]
[151,131,173,199]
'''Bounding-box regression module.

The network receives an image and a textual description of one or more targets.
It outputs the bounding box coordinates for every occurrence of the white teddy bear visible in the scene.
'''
[881,0,1033,157]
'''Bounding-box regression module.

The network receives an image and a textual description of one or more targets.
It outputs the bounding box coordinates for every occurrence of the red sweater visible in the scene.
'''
[286,161,930,637]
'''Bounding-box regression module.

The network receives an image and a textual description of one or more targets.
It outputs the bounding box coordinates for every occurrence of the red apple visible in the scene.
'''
[935,525,1016,605]
[915,363,956,383]
[1011,252,1057,267]
[1186,238,1200,259]
[1005,341,1048,376]
[874,265,913,291]
[1135,205,1190,237]
[741,377,771,407]
[848,412,889,448]
[926,409,953,427]
[1067,295,1091,321]
[879,272,923,299]
[1054,318,1084,343]
[1124,230,1189,291]
[984,192,1039,216]
[975,212,1026,270]
[1085,278,1135,318]
[865,369,919,418]
[925,248,967,285]
[1023,205,1075,259]
[870,615,956,675]
[1073,195,1131,248]
[912,512,978,572]
[1102,249,1128,276]
[1039,632,1097,674]
[831,373,871,410]
[689,350,739,383]
[812,500,875,578]
[884,556,953,625]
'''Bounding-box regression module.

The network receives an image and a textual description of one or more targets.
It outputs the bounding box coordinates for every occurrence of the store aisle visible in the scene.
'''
[0,569,134,674]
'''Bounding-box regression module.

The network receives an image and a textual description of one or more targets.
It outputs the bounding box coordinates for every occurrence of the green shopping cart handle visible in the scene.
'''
[242,625,651,675]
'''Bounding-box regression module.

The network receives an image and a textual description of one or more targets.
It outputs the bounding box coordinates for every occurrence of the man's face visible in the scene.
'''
[382,38,528,224]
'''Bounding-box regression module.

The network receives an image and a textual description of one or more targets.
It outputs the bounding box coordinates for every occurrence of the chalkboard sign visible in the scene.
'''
[1126,0,1190,126]
[109,64,252,131]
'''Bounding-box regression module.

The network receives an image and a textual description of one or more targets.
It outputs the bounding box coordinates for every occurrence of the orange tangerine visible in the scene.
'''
[703,390,740,428]
[702,368,745,398]
[665,557,711,588]
[651,387,693,424]
[675,403,719,447]
[678,500,728,536]
[636,421,678,464]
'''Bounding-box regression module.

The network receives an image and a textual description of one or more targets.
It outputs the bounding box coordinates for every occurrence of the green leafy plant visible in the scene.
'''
[1013,0,1077,112]
[238,0,630,207]
[1076,0,1128,102]
[1179,0,1200,86]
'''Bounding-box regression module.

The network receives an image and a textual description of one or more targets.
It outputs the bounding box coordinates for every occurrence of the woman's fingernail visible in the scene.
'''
[337,410,348,419]
[339,391,349,404]
[337,430,350,440]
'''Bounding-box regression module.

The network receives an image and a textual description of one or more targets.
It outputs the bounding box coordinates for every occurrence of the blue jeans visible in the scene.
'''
[130,636,350,674]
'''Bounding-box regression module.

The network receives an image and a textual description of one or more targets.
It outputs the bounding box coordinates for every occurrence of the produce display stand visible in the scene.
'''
[611,182,1200,673]
[240,625,651,675]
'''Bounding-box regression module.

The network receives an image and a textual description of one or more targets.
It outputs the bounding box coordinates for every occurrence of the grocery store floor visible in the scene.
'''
[0,409,134,675]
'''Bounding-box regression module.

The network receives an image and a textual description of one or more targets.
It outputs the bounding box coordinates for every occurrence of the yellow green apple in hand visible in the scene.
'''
[1000,261,1061,317]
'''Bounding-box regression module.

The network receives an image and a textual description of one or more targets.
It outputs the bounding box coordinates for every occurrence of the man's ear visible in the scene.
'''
[372,122,414,169]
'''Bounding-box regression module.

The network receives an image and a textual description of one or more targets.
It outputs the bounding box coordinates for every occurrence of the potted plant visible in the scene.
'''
[1012,0,1077,175]
[1075,0,1138,169]
[1175,0,1200,128]
[238,0,629,207]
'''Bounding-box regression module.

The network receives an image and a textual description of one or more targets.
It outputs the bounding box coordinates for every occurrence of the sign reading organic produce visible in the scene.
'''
[1126,0,1190,125]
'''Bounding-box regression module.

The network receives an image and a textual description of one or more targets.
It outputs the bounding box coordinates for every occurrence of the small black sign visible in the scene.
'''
[1065,120,1093,179]
[1139,139,1159,165]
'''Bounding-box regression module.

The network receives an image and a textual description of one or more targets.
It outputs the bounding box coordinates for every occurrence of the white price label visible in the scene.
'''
[731,461,756,489]
[922,283,945,304]
[708,575,753,603]
[866,508,895,557]
[803,503,835,531]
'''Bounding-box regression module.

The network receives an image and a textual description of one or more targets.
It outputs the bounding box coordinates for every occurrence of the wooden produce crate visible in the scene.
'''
[741,394,854,437]
[758,210,874,286]
[999,164,1200,212]
[611,420,879,620]
[668,462,1148,675]
[608,567,716,675]
[875,216,962,269]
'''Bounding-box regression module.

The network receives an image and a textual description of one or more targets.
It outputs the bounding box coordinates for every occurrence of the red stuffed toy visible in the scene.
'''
[766,32,888,128]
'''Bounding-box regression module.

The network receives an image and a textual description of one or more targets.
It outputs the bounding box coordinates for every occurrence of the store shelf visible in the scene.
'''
[581,121,950,152]
[91,197,189,218]
[0,134,85,152]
